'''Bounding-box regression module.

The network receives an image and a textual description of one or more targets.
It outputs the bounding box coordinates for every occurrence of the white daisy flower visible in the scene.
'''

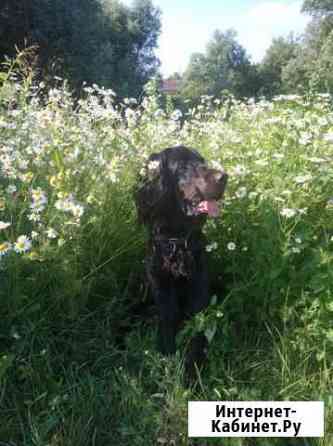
[153,109,164,119]
[255,159,268,167]
[210,160,223,170]
[71,204,84,219]
[55,198,69,212]
[28,212,41,222]
[148,160,160,171]
[31,188,47,204]
[107,172,118,184]
[323,132,333,143]
[0,221,11,230]
[227,242,236,251]
[232,165,248,177]
[249,191,258,200]
[58,238,66,247]
[294,174,312,184]
[298,208,308,215]
[236,187,247,199]
[18,160,29,170]
[206,242,218,252]
[14,235,32,253]
[0,242,12,256]
[6,185,17,194]
[272,153,284,160]
[31,188,48,212]
[55,195,84,218]
[305,156,326,164]
[280,208,297,218]
[12,331,21,340]
[45,228,58,239]
[170,109,183,121]
[299,132,312,145]
[318,117,328,126]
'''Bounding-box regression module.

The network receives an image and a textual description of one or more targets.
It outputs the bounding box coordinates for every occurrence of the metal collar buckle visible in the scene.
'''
[168,238,188,250]
[153,237,189,254]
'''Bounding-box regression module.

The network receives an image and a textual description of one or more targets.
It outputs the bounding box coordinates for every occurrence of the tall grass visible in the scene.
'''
[0,60,332,445]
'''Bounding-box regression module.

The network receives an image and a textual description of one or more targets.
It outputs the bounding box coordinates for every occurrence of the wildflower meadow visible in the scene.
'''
[0,60,332,445]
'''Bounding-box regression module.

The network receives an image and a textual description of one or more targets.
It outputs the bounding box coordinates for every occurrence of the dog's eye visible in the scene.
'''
[195,164,208,175]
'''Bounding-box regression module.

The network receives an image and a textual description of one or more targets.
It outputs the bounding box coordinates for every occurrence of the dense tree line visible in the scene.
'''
[0,0,332,100]
[258,0,333,96]
[179,0,333,102]
[180,30,258,101]
[0,0,161,97]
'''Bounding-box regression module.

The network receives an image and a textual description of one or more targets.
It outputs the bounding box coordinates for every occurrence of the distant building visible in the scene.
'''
[161,79,181,95]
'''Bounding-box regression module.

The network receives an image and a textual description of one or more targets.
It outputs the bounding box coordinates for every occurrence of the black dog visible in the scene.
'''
[135,146,227,361]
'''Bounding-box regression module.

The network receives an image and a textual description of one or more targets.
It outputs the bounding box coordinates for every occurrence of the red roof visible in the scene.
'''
[161,79,181,94]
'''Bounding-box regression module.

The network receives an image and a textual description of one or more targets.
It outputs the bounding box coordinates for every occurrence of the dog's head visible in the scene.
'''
[135,146,228,225]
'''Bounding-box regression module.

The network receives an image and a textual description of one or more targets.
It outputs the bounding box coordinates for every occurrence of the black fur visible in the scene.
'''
[135,146,227,360]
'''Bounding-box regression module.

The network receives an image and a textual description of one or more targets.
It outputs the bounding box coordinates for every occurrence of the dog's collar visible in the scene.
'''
[153,236,189,250]
[152,236,194,278]
[152,229,204,253]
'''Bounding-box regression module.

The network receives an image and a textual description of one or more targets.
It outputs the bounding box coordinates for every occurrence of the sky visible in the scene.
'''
[124,0,311,76]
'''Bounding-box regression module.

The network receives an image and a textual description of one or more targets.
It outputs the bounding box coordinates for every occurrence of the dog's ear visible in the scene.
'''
[134,152,170,224]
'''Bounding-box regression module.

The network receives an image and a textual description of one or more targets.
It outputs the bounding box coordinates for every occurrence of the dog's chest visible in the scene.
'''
[151,239,195,279]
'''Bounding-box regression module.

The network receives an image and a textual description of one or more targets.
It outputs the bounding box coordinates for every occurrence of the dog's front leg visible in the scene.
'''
[154,285,181,355]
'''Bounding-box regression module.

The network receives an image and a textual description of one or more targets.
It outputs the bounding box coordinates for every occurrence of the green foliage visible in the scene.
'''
[315,29,333,91]
[181,30,258,103]
[302,0,333,16]
[0,0,161,97]
[249,0,333,96]
[259,34,300,97]
[273,0,333,95]
[0,61,332,444]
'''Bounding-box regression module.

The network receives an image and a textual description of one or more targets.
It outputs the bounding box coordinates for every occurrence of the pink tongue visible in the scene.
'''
[195,200,219,217]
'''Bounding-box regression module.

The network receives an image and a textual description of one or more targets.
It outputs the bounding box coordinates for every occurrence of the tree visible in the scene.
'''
[258,34,300,96]
[166,72,182,81]
[0,0,32,60]
[0,0,161,97]
[181,29,257,102]
[314,29,333,90]
[181,53,209,101]
[281,0,333,93]
[302,0,333,17]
